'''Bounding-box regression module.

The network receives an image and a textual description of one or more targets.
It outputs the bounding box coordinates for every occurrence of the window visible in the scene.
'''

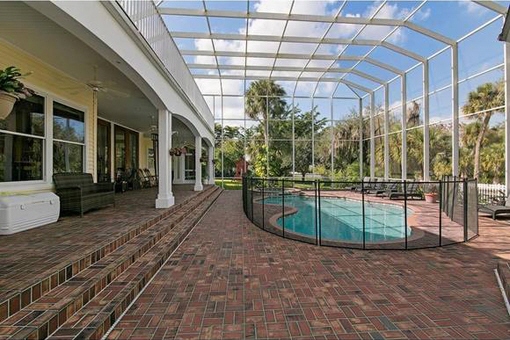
[114,126,139,172]
[0,94,45,182]
[53,102,85,173]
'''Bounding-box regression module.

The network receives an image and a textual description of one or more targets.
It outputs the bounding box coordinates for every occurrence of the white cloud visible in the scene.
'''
[458,1,483,15]
[192,0,423,104]
[415,7,431,21]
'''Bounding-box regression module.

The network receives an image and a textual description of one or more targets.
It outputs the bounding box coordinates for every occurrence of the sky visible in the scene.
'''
[159,0,508,124]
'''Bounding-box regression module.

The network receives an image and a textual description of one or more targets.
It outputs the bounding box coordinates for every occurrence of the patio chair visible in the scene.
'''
[388,182,424,200]
[350,177,369,191]
[479,193,510,219]
[376,181,399,197]
[366,180,388,195]
[144,168,158,187]
[137,169,151,188]
[53,173,115,217]
[354,177,376,193]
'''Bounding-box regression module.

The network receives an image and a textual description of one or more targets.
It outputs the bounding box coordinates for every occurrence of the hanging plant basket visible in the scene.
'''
[0,66,35,120]
[0,92,18,120]
[169,147,187,157]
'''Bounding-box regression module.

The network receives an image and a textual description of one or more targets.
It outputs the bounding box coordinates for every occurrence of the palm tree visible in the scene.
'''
[462,81,504,179]
[406,100,421,128]
[245,80,287,149]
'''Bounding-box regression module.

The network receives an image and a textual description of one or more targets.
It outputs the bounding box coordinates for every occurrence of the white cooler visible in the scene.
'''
[0,193,60,235]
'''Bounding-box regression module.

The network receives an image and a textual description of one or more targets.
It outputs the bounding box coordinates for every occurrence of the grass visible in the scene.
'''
[215,179,243,190]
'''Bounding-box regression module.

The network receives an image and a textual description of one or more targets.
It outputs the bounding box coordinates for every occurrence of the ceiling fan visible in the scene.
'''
[86,65,130,98]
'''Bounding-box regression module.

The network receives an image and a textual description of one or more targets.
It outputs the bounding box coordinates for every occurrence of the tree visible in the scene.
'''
[406,100,421,128]
[293,107,327,180]
[461,81,504,179]
[245,80,287,149]
[214,123,245,177]
[295,138,312,181]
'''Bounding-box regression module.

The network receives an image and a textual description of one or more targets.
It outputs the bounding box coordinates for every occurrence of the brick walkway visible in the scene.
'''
[109,191,510,339]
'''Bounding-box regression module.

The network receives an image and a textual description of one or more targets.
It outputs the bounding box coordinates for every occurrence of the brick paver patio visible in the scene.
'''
[108,191,510,339]
[0,185,209,311]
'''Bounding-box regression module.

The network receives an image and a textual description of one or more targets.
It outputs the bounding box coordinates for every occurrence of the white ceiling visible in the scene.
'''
[0,1,157,132]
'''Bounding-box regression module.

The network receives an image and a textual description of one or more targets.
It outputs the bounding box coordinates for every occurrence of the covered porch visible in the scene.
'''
[0,184,214,321]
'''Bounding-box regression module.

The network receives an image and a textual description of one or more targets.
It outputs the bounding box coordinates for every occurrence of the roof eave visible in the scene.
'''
[498,5,510,42]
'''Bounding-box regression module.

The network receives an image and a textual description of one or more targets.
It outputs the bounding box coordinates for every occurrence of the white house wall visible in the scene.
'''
[0,39,95,193]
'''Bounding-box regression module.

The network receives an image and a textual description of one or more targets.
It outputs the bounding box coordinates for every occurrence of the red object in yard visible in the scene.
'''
[234,157,249,179]
[425,193,438,203]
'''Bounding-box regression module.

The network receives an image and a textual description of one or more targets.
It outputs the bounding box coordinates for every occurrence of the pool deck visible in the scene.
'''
[108,190,510,339]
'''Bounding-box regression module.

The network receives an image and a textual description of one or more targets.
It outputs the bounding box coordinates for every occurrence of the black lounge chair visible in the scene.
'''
[354,177,377,193]
[479,194,510,219]
[376,181,399,197]
[366,180,388,195]
[384,182,423,200]
[351,177,371,191]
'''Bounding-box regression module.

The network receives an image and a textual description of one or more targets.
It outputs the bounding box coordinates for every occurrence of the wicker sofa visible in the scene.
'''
[53,173,115,217]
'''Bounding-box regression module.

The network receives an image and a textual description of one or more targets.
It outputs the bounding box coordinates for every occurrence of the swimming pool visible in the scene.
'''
[263,195,411,243]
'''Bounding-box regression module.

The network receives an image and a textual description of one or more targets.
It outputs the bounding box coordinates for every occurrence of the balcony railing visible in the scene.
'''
[116,0,214,128]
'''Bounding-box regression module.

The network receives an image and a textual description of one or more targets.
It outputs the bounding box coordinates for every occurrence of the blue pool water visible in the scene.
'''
[263,195,411,243]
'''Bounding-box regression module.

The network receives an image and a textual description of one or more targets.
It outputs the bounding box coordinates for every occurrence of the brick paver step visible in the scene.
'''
[0,186,218,324]
[49,189,222,340]
[0,187,221,339]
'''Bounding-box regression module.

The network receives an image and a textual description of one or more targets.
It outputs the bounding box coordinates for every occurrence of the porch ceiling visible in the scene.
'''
[0,1,156,133]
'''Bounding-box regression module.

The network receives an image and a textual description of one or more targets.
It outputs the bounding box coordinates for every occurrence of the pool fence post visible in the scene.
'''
[404,180,408,250]
[463,178,468,242]
[318,179,322,246]
[315,180,318,245]
[282,178,285,238]
[262,178,265,231]
[243,176,246,213]
[439,179,442,246]
[362,179,366,250]
[250,178,254,223]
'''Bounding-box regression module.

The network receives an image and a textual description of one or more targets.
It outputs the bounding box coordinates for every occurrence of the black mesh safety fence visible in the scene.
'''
[242,176,478,250]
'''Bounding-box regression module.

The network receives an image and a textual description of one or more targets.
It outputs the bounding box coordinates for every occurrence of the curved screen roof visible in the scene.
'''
[158,0,507,97]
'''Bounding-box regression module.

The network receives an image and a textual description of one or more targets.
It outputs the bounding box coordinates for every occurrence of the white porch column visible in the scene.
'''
[155,109,175,208]
[194,135,203,191]
[208,145,215,185]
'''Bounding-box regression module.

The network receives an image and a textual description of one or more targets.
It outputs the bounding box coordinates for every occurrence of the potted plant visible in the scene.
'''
[169,148,181,156]
[169,146,187,157]
[0,66,34,119]
[424,184,439,203]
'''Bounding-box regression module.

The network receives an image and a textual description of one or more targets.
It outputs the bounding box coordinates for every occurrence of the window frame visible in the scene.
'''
[0,83,88,191]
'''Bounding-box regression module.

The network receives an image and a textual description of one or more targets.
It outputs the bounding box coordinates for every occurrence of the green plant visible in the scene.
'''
[424,183,438,194]
[0,66,34,99]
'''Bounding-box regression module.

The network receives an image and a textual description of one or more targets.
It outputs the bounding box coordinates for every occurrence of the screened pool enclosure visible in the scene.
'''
[153,0,510,189]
